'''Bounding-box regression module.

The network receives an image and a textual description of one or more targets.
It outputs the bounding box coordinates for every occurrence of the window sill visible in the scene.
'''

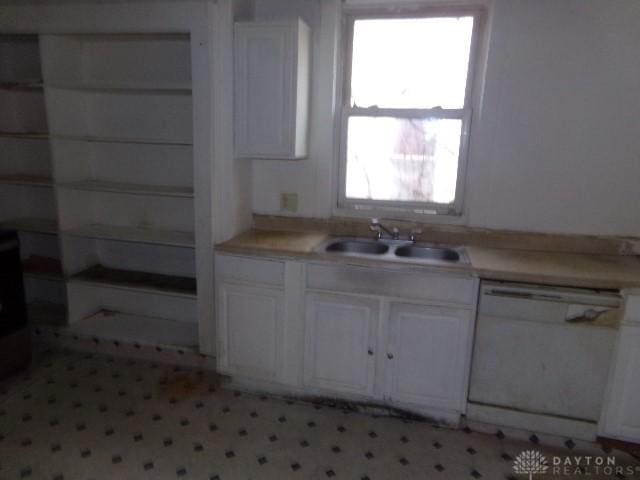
[332,204,467,225]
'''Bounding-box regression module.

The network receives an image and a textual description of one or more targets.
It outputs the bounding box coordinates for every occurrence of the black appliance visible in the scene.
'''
[0,229,30,378]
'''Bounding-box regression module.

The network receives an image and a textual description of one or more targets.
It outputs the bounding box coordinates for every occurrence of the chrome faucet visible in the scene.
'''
[369,218,399,240]
[370,218,423,242]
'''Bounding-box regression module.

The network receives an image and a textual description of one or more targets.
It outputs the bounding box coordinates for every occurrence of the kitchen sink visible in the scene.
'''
[394,245,460,262]
[325,240,389,255]
[320,237,468,265]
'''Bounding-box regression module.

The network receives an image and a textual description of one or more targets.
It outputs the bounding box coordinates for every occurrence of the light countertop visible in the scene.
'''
[216,229,640,290]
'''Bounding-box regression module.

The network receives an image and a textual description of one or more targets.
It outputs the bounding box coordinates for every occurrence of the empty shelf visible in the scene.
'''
[51,134,191,146]
[2,217,58,235]
[0,131,48,140]
[63,224,194,248]
[0,81,43,91]
[67,309,198,349]
[28,301,67,327]
[0,174,53,188]
[70,264,196,298]
[23,256,64,281]
[47,84,191,94]
[59,179,193,198]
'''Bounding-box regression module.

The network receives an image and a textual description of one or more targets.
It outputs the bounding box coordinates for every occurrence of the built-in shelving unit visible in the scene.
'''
[40,32,198,350]
[0,34,66,321]
[62,224,195,248]
[70,265,196,298]
[28,301,67,327]
[1,217,58,235]
[22,255,64,281]
[58,179,193,198]
[67,310,199,349]
[0,174,53,188]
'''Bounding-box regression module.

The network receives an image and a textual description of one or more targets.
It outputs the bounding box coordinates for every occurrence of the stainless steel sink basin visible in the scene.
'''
[319,237,468,265]
[325,240,389,255]
[394,245,460,262]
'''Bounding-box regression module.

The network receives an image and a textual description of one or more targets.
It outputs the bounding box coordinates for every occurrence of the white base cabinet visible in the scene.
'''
[304,292,378,397]
[215,252,479,422]
[217,282,285,381]
[385,303,474,413]
[599,291,640,442]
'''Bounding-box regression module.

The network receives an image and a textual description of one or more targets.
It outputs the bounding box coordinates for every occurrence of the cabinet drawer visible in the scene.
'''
[307,263,476,306]
[215,253,285,286]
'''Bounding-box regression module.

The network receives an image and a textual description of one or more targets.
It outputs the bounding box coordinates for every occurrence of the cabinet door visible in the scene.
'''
[217,282,284,381]
[599,325,640,442]
[385,302,473,412]
[304,292,378,397]
[235,23,294,158]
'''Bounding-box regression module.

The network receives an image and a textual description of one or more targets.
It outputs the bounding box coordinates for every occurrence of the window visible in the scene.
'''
[339,10,480,215]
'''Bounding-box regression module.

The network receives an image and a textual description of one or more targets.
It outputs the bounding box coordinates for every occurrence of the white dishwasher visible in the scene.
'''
[469,281,621,422]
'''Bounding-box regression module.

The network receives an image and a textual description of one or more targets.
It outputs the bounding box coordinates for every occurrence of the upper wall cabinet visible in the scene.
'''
[234,19,310,159]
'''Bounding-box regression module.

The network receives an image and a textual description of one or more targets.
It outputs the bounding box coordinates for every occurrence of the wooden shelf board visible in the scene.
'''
[0,81,43,91]
[0,131,48,140]
[51,134,191,146]
[47,84,191,94]
[23,256,64,281]
[70,264,197,298]
[63,224,194,248]
[0,174,53,188]
[28,301,67,327]
[59,179,193,198]
[67,309,198,350]
[59,32,190,41]
[2,218,58,235]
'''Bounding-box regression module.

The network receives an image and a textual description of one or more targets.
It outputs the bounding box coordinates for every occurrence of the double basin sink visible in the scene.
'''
[319,237,468,265]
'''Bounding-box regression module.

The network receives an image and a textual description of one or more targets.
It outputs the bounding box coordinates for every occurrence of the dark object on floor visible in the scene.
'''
[599,436,640,461]
[0,229,30,378]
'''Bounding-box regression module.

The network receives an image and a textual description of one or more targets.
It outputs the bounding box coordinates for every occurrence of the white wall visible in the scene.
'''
[252,0,337,219]
[251,0,640,237]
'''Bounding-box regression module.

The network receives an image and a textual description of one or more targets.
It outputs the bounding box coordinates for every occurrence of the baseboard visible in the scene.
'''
[227,374,462,427]
[466,402,598,442]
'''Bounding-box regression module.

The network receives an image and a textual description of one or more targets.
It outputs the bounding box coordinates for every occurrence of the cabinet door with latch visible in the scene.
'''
[600,324,640,443]
[303,292,378,397]
[217,282,285,381]
[384,302,473,412]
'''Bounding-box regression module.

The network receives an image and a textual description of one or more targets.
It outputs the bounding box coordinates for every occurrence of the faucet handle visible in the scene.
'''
[409,228,423,242]
[369,220,382,240]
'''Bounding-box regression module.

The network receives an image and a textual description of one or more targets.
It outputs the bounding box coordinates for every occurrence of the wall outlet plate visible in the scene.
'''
[280,192,298,212]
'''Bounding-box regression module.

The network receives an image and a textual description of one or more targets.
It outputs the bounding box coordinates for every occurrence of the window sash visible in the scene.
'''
[338,9,482,216]
[345,106,466,120]
[338,108,472,215]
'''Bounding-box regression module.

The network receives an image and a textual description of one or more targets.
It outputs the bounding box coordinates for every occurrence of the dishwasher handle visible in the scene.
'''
[485,288,563,302]
[565,306,620,326]
[566,308,606,323]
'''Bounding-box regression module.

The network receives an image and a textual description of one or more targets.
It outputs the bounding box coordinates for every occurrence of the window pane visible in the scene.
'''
[346,117,462,204]
[350,17,474,109]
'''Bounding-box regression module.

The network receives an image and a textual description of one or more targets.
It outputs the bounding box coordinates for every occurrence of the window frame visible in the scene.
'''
[337,6,484,217]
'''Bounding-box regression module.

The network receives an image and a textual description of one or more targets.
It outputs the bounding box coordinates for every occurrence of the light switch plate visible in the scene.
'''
[280,192,298,212]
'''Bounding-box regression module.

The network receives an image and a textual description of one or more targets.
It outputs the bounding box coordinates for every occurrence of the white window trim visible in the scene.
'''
[335,6,485,218]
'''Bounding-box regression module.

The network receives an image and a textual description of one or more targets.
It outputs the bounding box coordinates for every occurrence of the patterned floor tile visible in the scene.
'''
[0,349,638,480]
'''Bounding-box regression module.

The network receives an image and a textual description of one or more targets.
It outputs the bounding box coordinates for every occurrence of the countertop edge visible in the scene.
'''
[215,231,640,291]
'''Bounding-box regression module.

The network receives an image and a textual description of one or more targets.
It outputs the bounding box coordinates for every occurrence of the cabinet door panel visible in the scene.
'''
[304,292,378,396]
[218,282,284,380]
[235,24,293,157]
[600,325,640,442]
[386,302,472,411]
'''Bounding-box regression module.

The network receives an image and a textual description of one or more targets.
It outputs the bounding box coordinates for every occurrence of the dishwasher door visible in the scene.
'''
[469,281,621,422]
